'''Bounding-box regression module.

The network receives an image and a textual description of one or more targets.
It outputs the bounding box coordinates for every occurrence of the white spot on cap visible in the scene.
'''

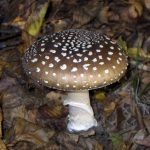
[60,64,67,70]
[62,47,67,51]
[73,75,76,78]
[49,63,54,67]
[50,50,56,53]
[108,51,113,55]
[45,56,50,59]
[69,51,72,54]
[44,80,48,83]
[88,51,93,56]
[99,62,104,65]
[45,71,48,75]
[119,52,122,56]
[41,43,45,46]
[90,75,93,78]
[105,69,109,74]
[107,57,111,61]
[84,57,88,61]
[80,74,84,77]
[87,45,92,48]
[41,48,45,52]
[92,58,97,62]
[71,67,78,72]
[62,76,67,80]
[98,55,103,59]
[110,46,114,49]
[58,42,62,46]
[103,81,107,84]
[96,49,101,52]
[75,48,80,52]
[31,58,38,62]
[73,59,78,63]
[54,57,60,62]
[83,64,90,70]
[119,57,122,61]
[105,36,110,40]
[93,67,97,71]
[112,66,116,69]
[61,52,67,57]
[65,43,69,46]
[54,44,58,47]
[98,74,101,77]
[42,61,46,65]
[110,40,116,44]
[100,45,103,48]
[53,73,56,76]
[117,60,120,64]
[76,53,82,57]
[36,67,40,72]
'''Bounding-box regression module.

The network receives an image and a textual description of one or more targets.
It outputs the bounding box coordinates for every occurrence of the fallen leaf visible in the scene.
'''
[110,133,125,150]
[133,129,147,142]
[0,140,7,150]
[26,2,49,36]
[5,117,55,148]
[135,135,150,147]
[128,47,150,59]
[104,102,116,115]
[95,90,106,101]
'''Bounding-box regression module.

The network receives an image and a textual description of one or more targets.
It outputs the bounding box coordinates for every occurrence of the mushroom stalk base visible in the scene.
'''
[64,90,97,132]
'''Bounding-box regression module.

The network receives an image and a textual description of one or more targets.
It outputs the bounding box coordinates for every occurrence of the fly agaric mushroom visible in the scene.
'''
[22,29,128,132]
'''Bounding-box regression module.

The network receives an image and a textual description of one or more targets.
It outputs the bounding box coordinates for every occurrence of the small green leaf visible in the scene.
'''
[95,90,105,101]
[110,133,124,150]
[26,2,49,36]
[117,37,128,53]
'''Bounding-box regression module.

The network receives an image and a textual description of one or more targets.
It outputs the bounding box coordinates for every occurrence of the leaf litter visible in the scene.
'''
[0,0,150,149]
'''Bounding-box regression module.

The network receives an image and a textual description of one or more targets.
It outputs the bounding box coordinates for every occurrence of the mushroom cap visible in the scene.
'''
[22,29,128,91]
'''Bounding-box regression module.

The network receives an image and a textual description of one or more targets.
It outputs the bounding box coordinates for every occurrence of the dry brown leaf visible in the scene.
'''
[104,102,116,115]
[129,0,143,18]
[135,135,150,147]
[50,19,69,32]
[37,101,68,131]
[143,115,150,133]
[144,0,150,9]
[5,117,55,148]
[0,140,7,150]
[97,6,109,23]
[141,72,150,84]
[46,91,64,103]
[0,108,3,139]
[73,0,103,27]
[56,132,79,149]
[95,142,103,150]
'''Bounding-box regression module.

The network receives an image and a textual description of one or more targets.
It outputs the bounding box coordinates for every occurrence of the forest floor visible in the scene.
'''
[0,0,150,149]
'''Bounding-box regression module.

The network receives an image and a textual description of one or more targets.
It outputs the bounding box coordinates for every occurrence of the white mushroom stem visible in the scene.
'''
[63,90,97,132]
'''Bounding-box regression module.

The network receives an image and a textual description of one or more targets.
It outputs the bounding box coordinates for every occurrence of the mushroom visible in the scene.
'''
[22,29,128,132]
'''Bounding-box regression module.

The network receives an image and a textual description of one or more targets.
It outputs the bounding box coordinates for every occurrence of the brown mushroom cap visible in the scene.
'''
[22,29,128,90]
